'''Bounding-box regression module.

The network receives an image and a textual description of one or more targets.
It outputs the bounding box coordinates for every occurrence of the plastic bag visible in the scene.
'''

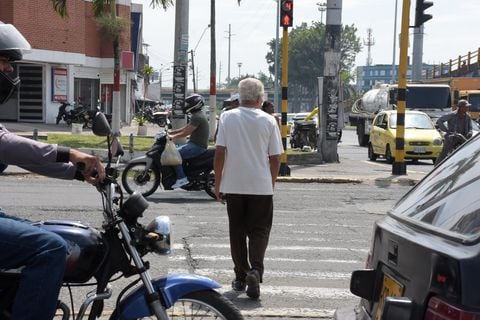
[161,139,182,166]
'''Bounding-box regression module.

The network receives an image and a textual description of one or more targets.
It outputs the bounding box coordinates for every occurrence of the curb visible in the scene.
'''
[276,176,362,184]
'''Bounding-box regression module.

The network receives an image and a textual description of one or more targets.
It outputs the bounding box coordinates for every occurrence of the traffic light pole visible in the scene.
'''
[279,26,291,176]
[392,0,411,175]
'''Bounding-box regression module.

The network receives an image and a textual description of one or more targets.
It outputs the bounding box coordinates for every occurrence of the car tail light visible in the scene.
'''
[425,296,480,320]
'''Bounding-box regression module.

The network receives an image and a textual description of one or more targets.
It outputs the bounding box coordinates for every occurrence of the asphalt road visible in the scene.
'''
[0,139,418,319]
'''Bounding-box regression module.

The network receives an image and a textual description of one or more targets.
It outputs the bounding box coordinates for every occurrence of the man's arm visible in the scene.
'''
[436,114,451,133]
[214,146,226,203]
[269,154,281,189]
[169,123,197,139]
[0,130,104,183]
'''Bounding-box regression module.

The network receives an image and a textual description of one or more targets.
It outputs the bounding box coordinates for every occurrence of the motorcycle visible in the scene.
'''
[121,132,216,199]
[0,112,243,320]
[290,120,317,149]
[56,102,96,129]
[434,132,468,166]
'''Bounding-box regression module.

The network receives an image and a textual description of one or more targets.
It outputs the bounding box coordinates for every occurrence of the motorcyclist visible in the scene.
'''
[435,99,473,164]
[0,23,105,319]
[168,94,209,189]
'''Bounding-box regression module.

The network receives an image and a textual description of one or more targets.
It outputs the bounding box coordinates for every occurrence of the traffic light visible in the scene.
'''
[280,0,293,27]
[414,0,433,27]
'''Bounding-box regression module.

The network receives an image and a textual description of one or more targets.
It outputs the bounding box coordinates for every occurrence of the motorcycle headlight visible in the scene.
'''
[433,138,443,146]
[145,216,171,255]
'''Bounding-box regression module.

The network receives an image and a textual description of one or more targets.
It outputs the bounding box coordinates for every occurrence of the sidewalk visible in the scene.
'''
[1,121,428,185]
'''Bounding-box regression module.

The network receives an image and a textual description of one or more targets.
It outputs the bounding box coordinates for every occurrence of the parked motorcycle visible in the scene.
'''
[0,113,243,320]
[290,120,317,149]
[122,132,216,198]
[56,102,96,129]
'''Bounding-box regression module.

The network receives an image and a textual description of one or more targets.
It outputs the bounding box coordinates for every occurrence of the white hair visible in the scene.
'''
[238,78,264,103]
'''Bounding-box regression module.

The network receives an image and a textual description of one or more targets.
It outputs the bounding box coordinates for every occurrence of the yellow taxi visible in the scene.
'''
[368,110,443,164]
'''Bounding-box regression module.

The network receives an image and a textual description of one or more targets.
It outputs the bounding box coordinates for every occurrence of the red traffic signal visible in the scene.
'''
[414,0,433,27]
[280,0,293,27]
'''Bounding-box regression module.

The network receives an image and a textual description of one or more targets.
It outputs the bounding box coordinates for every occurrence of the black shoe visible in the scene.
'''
[245,270,260,299]
[231,279,246,291]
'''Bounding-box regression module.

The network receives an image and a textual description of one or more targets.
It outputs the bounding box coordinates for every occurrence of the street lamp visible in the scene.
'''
[317,2,327,24]
[237,62,242,79]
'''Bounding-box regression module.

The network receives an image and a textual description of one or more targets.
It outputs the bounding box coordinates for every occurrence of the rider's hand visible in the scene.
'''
[69,149,105,184]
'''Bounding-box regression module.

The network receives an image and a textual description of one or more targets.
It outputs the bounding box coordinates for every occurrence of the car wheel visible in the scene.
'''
[385,145,394,164]
[432,158,437,165]
[368,144,377,161]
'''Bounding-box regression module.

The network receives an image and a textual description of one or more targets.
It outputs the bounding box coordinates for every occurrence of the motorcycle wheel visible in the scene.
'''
[121,162,161,197]
[204,171,216,199]
[138,290,243,320]
[85,119,93,129]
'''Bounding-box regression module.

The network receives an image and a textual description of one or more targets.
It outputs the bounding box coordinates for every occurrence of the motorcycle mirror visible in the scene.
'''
[92,112,112,137]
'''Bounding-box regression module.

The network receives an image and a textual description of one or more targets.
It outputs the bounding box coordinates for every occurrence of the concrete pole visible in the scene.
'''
[412,25,424,81]
[208,0,217,140]
[171,0,189,140]
[320,0,342,163]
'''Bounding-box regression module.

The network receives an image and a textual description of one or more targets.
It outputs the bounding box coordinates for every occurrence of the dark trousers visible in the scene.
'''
[225,194,273,282]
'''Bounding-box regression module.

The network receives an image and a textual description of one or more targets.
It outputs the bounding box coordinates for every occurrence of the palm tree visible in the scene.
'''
[50,0,173,135]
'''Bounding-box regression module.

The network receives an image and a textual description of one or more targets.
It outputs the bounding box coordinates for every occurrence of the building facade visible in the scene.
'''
[356,63,434,93]
[0,0,143,124]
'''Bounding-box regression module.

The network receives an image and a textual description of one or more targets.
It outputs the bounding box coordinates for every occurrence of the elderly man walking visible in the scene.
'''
[214,78,283,299]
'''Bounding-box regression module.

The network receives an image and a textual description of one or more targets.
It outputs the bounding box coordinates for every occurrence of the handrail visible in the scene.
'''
[424,48,480,79]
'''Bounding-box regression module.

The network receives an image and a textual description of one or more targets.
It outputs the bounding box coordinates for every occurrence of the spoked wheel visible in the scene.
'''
[121,162,161,197]
[204,171,216,199]
[137,290,243,320]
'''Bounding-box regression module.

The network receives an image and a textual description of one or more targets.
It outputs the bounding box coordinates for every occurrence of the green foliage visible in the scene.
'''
[96,15,130,38]
[224,71,274,90]
[266,21,362,107]
[51,0,173,17]
[134,115,147,126]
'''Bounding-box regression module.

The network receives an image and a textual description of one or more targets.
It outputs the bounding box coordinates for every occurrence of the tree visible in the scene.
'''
[266,21,361,111]
[50,0,173,134]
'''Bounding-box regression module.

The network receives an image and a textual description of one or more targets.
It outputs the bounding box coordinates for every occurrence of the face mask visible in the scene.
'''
[0,71,20,104]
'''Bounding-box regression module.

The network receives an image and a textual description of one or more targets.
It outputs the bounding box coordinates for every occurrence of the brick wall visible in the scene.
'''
[0,0,131,59]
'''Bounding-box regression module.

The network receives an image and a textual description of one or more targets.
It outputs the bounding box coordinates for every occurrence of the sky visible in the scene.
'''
[135,0,478,90]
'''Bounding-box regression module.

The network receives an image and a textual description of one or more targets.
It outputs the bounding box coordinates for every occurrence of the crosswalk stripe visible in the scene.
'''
[172,243,368,253]
[168,268,352,280]
[169,255,362,264]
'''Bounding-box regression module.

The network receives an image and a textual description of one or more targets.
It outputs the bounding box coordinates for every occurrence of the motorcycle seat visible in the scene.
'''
[184,148,215,170]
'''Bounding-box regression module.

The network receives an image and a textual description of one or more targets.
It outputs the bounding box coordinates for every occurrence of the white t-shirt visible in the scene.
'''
[216,107,284,195]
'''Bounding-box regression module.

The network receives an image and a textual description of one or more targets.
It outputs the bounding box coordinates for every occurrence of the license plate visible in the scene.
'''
[375,274,404,320]
[414,147,426,154]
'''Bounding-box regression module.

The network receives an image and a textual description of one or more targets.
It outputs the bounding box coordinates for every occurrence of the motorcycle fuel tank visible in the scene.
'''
[33,220,107,283]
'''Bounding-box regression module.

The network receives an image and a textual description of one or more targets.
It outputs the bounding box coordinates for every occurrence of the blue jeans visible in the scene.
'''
[174,142,206,179]
[0,209,67,320]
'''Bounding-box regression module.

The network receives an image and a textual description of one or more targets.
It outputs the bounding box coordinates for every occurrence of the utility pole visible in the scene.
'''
[412,25,424,80]
[237,62,242,78]
[391,0,398,84]
[190,50,196,92]
[225,24,233,84]
[209,0,217,140]
[317,2,327,24]
[172,0,189,140]
[274,0,280,109]
[319,0,342,163]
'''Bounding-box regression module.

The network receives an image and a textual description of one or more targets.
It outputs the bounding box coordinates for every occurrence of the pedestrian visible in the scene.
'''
[435,99,473,164]
[214,93,240,141]
[0,23,105,319]
[214,78,283,299]
[261,100,281,128]
[168,93,209,189]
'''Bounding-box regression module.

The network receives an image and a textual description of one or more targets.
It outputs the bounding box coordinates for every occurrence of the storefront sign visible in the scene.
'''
[52,67,68,102]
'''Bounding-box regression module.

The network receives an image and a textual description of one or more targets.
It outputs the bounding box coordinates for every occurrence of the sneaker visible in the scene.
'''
[172,177,189,189]
[245,269,260,299]
[231,279,246,292]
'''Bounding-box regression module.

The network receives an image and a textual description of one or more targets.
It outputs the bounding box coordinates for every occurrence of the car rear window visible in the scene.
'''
[389,113,434,129]
[391,134,480,242]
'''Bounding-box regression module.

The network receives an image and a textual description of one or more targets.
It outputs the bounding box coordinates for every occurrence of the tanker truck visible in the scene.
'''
[349,83,451,146]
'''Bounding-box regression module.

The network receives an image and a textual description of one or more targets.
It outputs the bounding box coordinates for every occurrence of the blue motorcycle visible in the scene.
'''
[0,113,243,320]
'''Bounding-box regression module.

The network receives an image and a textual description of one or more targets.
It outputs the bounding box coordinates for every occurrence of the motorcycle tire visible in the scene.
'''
[204,171,216,199]
[121,162,161,198]
[136,290,243,320]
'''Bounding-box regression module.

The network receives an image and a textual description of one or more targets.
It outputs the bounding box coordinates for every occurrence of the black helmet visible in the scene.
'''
[0,23,31,104]
[0,23,31,62]
[183,94,204,114]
